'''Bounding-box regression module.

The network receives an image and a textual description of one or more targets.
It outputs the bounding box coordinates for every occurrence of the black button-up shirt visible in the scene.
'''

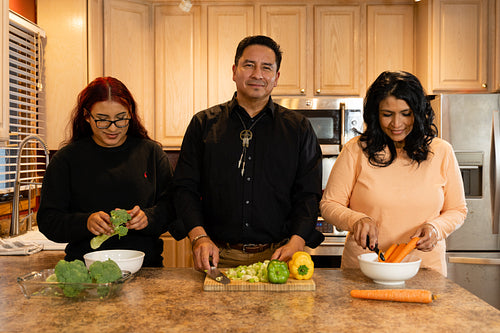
[174,95,324,247]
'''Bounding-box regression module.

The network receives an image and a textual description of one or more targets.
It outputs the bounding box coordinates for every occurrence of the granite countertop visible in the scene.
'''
[1,251,499,332]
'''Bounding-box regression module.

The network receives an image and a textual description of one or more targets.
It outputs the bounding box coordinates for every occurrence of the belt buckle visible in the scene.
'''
[242,243,258,253]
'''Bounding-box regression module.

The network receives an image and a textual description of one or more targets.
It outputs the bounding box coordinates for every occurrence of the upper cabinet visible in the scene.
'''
[314,6,361,96]
[261,5,307,96]
[366,4,414,87]
[416,0,489,92]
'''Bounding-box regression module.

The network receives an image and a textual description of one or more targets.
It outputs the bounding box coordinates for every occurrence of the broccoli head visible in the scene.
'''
[89,259,123,297]
[89,259,123,283]
[54,259,92,297]
[90,209,131,249]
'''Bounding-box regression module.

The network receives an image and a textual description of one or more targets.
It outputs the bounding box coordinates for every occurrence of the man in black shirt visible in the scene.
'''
[174,35,324,271]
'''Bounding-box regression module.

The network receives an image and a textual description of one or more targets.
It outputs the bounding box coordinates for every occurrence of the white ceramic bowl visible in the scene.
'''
[84,249,145,274]
[358,253,421,285]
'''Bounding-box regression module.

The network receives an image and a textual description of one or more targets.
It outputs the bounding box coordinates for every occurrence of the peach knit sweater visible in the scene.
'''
[320,136,467,276]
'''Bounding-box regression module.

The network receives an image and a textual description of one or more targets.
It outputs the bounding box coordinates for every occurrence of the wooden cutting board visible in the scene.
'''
[203,275,316,291]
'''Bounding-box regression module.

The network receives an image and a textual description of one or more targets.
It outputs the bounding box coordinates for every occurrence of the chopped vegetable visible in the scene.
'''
[267,259,290,284]
[226,261,270,283]
[288,251,314,280]
[90,209,131,249]
[53,259,92,297]
[391,237,420,263]
[350,289,436,303]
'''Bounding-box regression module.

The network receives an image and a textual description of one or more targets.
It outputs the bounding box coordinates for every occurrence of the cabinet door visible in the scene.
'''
[155,4,202,147]
[261,5,307,96]
[315,6,361,96]
[432,0,487,91]
[367,5,414,88]
[207,6,254,106]
[103,0,154,133]
[494,0,500,92]
[162,235,193,268]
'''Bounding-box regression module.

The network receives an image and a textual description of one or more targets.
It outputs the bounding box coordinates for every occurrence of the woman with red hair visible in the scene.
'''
[38,77,175,267]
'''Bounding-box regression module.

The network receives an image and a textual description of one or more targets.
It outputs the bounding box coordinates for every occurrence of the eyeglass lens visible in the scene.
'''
[94,118,130,129]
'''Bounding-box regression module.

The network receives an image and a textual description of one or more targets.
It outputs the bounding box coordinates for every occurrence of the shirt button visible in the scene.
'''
[245,222,249,227]
[248,156,252,160]
[246,177,251,181]
[245,200,250,204]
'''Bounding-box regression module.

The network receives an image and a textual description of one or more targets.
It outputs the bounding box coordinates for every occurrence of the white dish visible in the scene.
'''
[84,249,145,274]
[358,253,421,285]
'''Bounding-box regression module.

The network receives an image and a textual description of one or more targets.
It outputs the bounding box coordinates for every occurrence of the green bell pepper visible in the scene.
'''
[267,259,290,284]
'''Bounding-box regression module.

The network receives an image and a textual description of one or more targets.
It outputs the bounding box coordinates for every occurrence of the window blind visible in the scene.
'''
[0,12,46,195]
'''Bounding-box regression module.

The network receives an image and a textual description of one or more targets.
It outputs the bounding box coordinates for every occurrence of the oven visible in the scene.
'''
[274,97,364,267]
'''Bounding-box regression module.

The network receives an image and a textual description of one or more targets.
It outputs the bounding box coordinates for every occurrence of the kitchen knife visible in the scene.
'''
[206,263,231,284]
[366,235,385,261]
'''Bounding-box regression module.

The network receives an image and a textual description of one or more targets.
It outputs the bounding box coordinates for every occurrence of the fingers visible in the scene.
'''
[192,238,219,271]
[353,217,378,249]
[87,211,112,235]
[415,224,438,252]
[126,206,148,230]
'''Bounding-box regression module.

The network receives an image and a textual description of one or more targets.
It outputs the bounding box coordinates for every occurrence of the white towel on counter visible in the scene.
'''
[0,239,43,255]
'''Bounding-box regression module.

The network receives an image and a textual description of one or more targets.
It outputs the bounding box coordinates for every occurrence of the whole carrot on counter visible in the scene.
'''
[391,237,420,263]
[350,289,437,303]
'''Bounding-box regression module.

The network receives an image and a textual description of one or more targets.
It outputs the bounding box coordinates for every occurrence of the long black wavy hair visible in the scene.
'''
[359,71,437,167]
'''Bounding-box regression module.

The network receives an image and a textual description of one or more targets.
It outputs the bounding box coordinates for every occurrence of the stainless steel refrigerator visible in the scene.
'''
[432,93,500,310]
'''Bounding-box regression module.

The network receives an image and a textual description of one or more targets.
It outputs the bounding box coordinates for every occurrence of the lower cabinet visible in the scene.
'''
[161,234,193,268]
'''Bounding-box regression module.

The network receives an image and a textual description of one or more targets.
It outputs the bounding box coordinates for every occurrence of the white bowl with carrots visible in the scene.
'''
[358,253,421,285]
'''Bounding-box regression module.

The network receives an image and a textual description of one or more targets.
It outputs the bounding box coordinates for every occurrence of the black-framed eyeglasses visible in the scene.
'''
[87,112,131,129]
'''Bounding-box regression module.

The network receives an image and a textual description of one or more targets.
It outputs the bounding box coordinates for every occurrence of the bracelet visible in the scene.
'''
[191,234,209,247]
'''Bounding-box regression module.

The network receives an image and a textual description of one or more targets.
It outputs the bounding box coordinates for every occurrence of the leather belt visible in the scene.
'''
[215,241,285,254]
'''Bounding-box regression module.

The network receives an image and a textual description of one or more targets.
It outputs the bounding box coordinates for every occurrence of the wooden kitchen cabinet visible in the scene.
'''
[416,0,489,92]
[207,5,254,106]
[154,4,203,147]
[0,0,8,144]
[314,5,361,96]
[161,234,193,267]
[260,5,307,96]
[366,4,414,87]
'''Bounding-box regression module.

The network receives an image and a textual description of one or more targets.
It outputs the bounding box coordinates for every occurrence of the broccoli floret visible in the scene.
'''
[89,259,122,283]
[90,209,131,249]
[54,259,92,297]
[89,259,123,297]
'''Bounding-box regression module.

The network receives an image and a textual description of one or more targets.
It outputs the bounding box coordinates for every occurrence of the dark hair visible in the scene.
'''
[234,35,283,72]
[359,71,437,167]
[65,77,151,145]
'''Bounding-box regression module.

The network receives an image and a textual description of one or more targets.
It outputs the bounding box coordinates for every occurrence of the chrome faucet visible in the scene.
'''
[10,135,49,236]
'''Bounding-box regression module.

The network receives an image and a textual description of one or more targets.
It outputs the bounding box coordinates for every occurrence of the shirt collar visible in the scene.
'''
[228,92,276,118]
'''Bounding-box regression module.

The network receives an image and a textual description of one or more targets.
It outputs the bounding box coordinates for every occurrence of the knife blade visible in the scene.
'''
[366,235,385,261]
[206,263,231,284]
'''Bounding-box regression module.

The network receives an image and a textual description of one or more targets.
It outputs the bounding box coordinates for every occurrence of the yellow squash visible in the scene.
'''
[288,251,314,280]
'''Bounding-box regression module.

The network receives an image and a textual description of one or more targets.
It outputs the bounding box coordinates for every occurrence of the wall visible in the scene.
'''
[9,0,36,23]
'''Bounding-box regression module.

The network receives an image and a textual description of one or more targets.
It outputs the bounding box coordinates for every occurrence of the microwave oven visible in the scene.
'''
[273,97,364,155]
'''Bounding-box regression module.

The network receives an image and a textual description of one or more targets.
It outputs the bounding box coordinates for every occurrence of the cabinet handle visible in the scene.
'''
[300,89,305,94]
[316,89,321,94]
[482,83,487,88]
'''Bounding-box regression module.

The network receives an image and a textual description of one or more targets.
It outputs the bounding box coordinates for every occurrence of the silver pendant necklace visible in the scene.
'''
[235,111,266,176]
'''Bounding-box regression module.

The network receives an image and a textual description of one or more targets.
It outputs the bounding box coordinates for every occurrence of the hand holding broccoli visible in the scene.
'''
[90,209,131,249]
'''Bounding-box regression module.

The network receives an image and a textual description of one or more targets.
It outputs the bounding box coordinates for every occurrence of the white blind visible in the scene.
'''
[0,12,46,195]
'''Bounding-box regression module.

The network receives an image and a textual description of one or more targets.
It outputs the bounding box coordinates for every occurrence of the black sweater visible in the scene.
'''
[37,136,175,266]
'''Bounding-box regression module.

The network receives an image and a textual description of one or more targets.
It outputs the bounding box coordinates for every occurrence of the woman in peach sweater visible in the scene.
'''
[320,71,467,276]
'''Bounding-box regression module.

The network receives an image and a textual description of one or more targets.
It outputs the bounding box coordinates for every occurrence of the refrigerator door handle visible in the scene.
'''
[448,256,500,265]
[491,110,500,234]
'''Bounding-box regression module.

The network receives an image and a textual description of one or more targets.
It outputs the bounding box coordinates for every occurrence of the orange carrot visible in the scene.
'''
[391,237,420,263]
[386,243,405,262]
[382,243,398,262]
[350,289,436,303]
